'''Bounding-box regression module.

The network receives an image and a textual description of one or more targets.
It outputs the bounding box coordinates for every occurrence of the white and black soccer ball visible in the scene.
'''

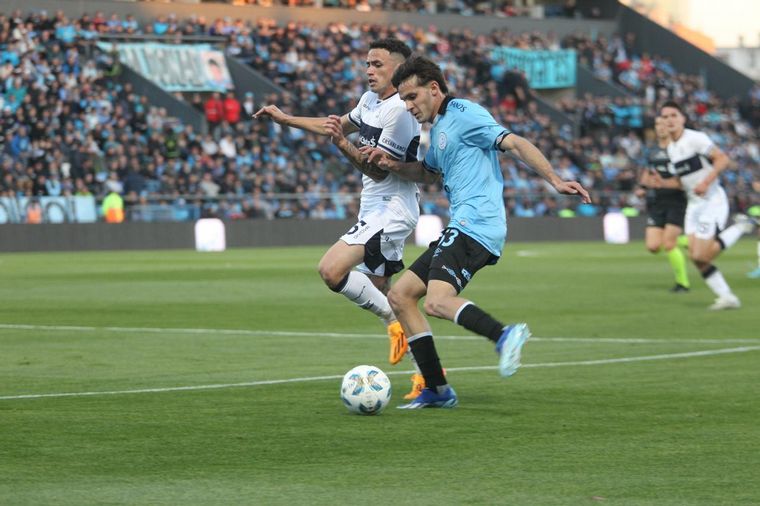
[340,365,392,415]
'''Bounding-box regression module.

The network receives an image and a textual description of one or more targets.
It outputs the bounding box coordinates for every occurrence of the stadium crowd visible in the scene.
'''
[207,0,595,19]
[0,9,758,222]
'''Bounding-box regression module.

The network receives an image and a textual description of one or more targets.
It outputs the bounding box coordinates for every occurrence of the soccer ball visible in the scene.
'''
[340,365,392,415]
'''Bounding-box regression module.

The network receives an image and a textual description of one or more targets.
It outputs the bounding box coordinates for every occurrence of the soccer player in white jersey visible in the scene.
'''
[362,56,590,408]
[254,39,425,397]
[657,101,756,309]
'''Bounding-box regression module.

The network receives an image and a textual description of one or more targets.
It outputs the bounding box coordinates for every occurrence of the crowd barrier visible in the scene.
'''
[0,216,647,252]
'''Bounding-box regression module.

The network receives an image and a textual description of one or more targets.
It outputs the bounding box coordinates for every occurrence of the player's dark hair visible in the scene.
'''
[369,38,412,59]
[391,55,449,94]
[659,100,684,115]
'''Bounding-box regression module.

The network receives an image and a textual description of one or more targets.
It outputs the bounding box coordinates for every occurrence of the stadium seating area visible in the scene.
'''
[0,8,758,221]
[218,0,597,19]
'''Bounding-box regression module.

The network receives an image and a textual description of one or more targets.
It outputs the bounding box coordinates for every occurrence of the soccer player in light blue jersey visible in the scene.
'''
[362,55,590,409]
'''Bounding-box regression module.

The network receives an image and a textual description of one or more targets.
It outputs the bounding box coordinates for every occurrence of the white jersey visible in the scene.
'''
[666,128,722,201]
[348,90,421,217]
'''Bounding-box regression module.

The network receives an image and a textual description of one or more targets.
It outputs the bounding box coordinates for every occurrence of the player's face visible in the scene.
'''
[366,48,399,98]
[660,106,684,136]
[398,76,436,123]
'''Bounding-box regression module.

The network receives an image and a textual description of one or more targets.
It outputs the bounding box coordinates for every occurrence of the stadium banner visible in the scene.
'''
[0,196,97,224]
[490,47,576,89]
[96,42,233,92]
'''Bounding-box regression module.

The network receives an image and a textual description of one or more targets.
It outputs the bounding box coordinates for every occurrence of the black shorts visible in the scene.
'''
[646,191,687,228]
[408,227,499,294]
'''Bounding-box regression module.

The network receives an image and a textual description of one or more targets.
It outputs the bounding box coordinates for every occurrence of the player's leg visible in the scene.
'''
[689,235,740,310]
[318,239,398,324]
[389,245,456,409]
[363,207,418,366]
[424,229,530,377]
[689,236,739,308]
[644,226,663,254]
[364,269,426,397]
[662,223,689,292]
[684,198,739,309]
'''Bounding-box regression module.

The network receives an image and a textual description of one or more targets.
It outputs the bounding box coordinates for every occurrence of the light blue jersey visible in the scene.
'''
[423,97,510,256]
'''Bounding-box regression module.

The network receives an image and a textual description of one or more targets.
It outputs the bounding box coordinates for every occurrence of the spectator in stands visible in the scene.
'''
[223,92,241,124]
[499,68,532,110]
[242,91,256,117]
[0,8,756,225]
[204,92,224,126]
[26,198,43,223]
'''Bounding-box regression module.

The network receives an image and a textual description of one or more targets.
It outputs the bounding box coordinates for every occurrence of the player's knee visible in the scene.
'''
[646,244,660,254]
[423,297,447,319]
[689,250,709,266]
[387,287,404,314]
[317,261,345,290]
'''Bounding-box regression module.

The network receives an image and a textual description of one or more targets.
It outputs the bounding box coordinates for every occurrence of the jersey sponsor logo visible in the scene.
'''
[450,100,467,113]
[672,154,704,176]
[359,125,383,149]
[380,137,405,152]
[359,135,378,147]
[438,132,447,150]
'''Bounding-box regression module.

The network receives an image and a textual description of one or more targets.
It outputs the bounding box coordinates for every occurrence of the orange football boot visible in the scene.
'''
[387,321,408,365]
[403,373,426,400]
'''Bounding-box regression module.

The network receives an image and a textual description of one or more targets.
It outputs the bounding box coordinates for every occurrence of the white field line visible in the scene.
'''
[2,345,759,401]
[0,323,758,345]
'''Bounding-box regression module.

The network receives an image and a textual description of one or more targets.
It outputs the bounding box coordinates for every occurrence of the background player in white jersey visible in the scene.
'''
[657,101,755,310]
[253,39,424,395]
[637,117,690,292]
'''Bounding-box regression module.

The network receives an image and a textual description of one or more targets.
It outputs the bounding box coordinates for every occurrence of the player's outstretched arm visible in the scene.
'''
[360,146,440,184]
[324,116,389,182]
[499,133,591,203]
[253,105,358,137]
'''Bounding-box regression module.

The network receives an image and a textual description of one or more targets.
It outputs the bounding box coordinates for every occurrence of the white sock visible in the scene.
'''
[704,267,733,298]
[718,224,745,250]
[339,271,395,325]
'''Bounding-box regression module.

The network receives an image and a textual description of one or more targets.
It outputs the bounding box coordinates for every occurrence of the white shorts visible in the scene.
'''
[340,195,419,277]
[684,187,729,240]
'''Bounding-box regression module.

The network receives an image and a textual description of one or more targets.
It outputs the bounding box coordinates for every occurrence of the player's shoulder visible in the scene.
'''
[445,97,477,114]
[383,92,412,112]
[357,90,378,107]
[446,98,491,122]
[682,128,712,144]
[379,93,418,125]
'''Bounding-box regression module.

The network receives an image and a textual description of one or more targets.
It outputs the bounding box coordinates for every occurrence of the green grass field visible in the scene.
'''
[1,241,759,505]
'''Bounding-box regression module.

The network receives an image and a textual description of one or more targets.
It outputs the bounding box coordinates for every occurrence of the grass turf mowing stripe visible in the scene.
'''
[1,323,758,344]
[2,345,759,401]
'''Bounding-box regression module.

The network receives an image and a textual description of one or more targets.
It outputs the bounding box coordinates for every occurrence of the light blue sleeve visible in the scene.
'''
[462,103,510,150]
